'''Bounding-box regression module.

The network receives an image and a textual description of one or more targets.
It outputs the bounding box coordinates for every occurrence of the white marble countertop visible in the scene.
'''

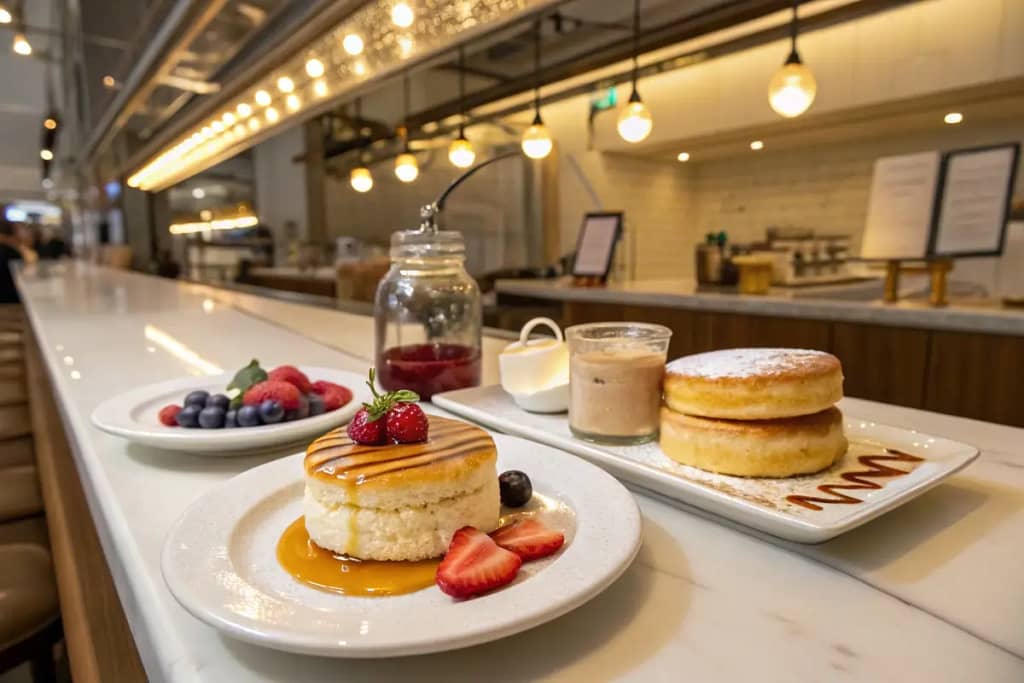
[15,261,1024,682]
[495,277,1024,336]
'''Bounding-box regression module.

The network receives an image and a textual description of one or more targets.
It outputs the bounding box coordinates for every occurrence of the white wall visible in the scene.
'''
[253,125,308,264]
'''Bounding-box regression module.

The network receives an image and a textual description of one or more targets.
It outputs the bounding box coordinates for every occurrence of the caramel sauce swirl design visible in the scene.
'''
[786,449,924,511]
[305,417,494,484]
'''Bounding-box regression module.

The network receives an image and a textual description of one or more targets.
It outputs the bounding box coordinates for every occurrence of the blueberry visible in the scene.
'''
[206,393,230,410]
[307,393,326,416]
[237,405,261,427]
[499,470,533,508]
[176,404,201,428]
[184,390,210,408]
[284,395,310,422]
[198,406,225,429]
[224,409,238,428]
[259,400,284,424]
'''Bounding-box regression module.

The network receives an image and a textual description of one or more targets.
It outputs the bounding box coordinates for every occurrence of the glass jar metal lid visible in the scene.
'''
[390,228,465,260]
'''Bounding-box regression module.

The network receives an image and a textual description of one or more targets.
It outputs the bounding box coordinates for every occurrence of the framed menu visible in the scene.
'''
[931,143,1020,257]
[572,212,623,278]
[860,151,943,260]
[860,143,1021,260]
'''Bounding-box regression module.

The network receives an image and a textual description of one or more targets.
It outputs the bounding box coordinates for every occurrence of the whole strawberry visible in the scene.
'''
[386,402,428,444]
[347,408,386,445]
[345,369,423,445]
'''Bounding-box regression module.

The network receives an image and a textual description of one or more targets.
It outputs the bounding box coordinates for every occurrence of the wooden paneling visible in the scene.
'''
[926,330,1024,427]
[833,322,930,408]
[25,332,147,683]
[708,312,831,351]
[622,306,697,359]
[563,301,626,327]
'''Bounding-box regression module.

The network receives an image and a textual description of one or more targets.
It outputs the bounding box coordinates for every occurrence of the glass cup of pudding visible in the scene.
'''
[566,322,672,444]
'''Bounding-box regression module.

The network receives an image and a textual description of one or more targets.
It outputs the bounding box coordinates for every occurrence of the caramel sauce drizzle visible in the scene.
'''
[786,449,924,511]
[305,417,493,484]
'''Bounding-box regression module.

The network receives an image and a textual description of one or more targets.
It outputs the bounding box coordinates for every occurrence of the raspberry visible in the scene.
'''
[158,404,182,426]
[268,365,312,393]
[242,380,302,410]
[311,380,354,411]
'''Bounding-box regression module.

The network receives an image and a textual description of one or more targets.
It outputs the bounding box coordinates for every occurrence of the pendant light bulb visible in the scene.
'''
[350,166,373,193]
[12,32,31,56]
[770,1,817,118]
[521,115,553,160]
[0,7,11,24]
[768,57,817,118]
[395,152,419,182]
[617,93,653,143]
[448,134,475,169]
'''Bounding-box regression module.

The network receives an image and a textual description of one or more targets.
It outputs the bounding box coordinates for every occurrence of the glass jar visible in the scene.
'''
[374,227,482,399]
[566,322,672,444]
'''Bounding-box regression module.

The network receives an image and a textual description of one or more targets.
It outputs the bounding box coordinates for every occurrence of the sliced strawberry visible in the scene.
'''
[436,527,522,599]
[490,519,565,561]
[311,380,354,411]
[268,365,312,393]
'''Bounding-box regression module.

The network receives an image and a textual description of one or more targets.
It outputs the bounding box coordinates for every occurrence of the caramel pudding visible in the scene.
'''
[277,516,439,596]
[302,416,500,562]
[569,350,667,442]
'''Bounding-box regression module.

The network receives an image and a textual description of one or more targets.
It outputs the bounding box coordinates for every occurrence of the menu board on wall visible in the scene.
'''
[860,151,942,260]
[932,144,1020,257]
[860,143,1021,260]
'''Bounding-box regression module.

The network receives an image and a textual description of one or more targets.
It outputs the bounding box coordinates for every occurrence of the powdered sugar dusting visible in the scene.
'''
[667,348,832,379]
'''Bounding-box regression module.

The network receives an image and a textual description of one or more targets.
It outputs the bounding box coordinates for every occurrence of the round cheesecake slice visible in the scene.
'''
[660,406,847,477]
[664,348,843,420]
[303,416,499,561]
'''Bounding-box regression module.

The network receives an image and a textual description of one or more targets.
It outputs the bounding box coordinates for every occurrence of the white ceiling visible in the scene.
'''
[0,0,57,199]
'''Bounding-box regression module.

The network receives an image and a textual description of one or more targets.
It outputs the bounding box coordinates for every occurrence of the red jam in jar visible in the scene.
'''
[376,343,481,400]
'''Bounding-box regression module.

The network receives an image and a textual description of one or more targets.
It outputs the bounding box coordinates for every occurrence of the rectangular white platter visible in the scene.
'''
[433,385,980,543]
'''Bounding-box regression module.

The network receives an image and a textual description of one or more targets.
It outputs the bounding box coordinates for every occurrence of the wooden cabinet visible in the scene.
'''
[925,331,1024,426]
[833,322,930,409]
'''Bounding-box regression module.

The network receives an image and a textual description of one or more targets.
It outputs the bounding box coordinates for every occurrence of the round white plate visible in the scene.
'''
[161,433,642,657]
[91,366,368,454]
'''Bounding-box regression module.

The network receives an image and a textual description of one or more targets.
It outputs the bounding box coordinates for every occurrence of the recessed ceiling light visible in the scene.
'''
[677,152,690,162]
[944,112,963,125]
[277,77,295,93]
[305,59,325,78]
[750,140,764,151]
[192,188,206,199]
[391,2,414,28]
[254,90,272,107]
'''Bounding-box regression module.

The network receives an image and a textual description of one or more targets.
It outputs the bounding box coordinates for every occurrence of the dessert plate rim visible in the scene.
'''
[90,365,368,454]
[160,432,642,657]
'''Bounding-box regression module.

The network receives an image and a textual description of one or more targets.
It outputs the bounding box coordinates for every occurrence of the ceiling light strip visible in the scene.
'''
[127,0,560,193]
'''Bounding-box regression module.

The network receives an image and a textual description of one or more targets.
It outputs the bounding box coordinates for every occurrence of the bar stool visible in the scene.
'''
[0,305,62,681]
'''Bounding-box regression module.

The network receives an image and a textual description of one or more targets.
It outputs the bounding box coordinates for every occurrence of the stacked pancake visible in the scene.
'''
[303,416,500,561]
[660,348,847,477]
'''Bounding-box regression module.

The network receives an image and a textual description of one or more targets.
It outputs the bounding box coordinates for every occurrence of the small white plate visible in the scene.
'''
[91,366,368,454]
[161,433,641,657]
[433,385,980,544]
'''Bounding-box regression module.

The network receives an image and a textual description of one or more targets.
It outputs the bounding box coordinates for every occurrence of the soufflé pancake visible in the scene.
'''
[660,406,847,477]
[304,416,499,561]
[660,348,847,477]
[664,348,843,420]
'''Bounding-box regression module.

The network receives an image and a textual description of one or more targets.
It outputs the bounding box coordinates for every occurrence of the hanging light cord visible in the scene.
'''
[787,0,802,65]
[629,0,641,102]
[532,18,542,124]
[457,46,467,137]
[401,73,412,152]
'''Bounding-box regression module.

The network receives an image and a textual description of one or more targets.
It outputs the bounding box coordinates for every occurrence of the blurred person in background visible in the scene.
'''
[0,219,24,304]
[37,227,68,260]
